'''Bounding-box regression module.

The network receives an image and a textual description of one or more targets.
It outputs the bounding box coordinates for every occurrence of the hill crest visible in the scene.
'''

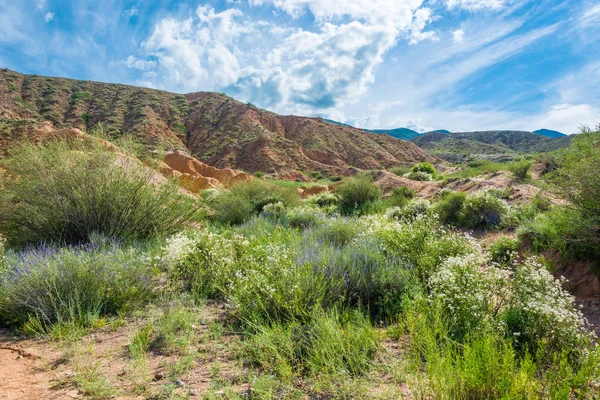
[0,69,437,176]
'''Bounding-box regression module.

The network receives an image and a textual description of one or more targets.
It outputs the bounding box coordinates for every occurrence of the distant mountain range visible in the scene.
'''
[533,129,567,139]
[323,119,567,141]
[410,130,572,162]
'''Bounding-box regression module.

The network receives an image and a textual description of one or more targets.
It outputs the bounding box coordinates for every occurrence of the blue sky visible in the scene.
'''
[1,0,599,133]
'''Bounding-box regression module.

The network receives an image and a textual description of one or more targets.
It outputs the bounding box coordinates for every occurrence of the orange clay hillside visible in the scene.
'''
[0,120,252,192]
[160,150,251,192]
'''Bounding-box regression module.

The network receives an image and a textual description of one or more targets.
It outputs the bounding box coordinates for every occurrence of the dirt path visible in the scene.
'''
[0,345,47,399]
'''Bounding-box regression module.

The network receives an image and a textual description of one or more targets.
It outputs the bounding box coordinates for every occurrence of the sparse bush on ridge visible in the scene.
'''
[0,140,202,247]
[460,191,508,230]
[404,170,433,181]
[508,159,533,182]
[435,191,467,225]
[411,162,437,175]
[336,176,381,215]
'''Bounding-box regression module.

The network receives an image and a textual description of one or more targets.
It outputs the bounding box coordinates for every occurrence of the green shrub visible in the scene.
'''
[309,218,361,247]
[0,237,153,330]
[168,231,238,300]
[517,207,600,260]
[209,190,255,225]
[406,300,598,400]
[404,171,432,181]
[286,206,327,229]
[411,162,436,175]
[261,201,286,222]
[208,180,300,225]
[0,140,201,246]
[244,310,378,380]
[336,177,381,215]
[486,187,512,200]
[384,186,415,208]
[389,166,411,177]
[297,235,414,322]
[460,192,507,230]
[434,191,466,225]
[309,171,325,181]
[550,130,600,217]
[233,180,300,213]
[374,215,476,284]
[385,199,432,221]
[489,236,519,267]
[306,192,339,208]
[531,193,552,212]
[508,159,533,182]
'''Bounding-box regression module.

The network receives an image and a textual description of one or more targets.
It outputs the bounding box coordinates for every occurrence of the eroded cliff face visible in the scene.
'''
[0,69,438,176]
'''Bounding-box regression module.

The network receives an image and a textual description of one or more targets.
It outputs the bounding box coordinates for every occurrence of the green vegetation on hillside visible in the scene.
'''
[411,130,572,162]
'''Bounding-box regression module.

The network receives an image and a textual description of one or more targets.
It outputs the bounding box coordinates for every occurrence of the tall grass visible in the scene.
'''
[0,139,202,247]
[244,309,378,380]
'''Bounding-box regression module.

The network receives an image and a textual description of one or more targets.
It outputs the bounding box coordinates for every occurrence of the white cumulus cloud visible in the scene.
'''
[127,0,436,114]
[445,0,504,11]
[453,29,464,43]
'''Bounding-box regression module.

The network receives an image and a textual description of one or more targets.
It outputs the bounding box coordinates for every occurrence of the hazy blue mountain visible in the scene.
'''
[533,129,567,138]
[368,127,421,140]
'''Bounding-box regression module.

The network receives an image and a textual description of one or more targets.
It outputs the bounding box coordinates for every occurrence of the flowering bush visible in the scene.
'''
[426,251,595,361]
[488,236,520,267]
[404,171,433,181]
[502,257,595,361]
[0,238,154,330]
[386,199,432,221]
[366,214,478,284]
[429,254,510,339]
[286,206,326,229]
[306,192,339,208]
[261,201,286,221]
[460,191,508,230]
[170,230,240,299]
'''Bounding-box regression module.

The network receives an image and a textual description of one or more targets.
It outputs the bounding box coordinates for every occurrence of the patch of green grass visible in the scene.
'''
[446,160,508,179]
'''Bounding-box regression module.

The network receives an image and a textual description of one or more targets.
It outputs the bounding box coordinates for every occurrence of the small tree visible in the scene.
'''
[550,129,600,217]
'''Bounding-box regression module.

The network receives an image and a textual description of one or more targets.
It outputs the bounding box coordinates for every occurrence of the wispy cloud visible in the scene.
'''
[44,12,54,22]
